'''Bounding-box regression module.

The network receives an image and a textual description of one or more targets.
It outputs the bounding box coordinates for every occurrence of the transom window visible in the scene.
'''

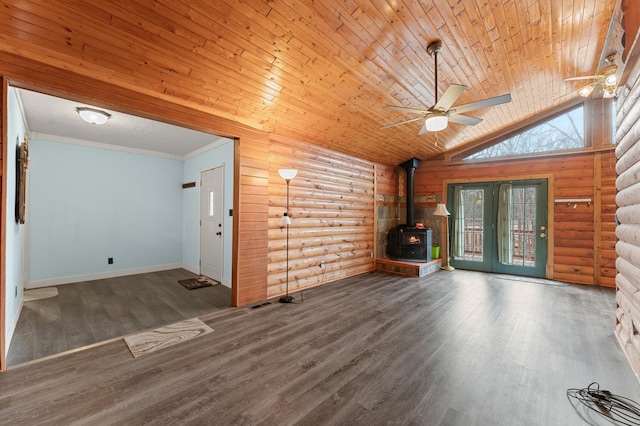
[464,105,585,160]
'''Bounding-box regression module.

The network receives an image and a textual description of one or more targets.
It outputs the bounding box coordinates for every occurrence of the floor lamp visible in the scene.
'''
[279,168,297,303]
[434,203,455,271]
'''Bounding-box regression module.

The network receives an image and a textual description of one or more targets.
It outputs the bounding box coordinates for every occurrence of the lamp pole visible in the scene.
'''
[279,169,297,303]
[434,203,455,271]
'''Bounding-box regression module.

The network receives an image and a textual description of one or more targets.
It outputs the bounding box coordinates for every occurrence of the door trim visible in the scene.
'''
[442,173,554,279]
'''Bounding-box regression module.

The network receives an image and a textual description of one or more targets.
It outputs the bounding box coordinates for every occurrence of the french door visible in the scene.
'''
[446,179,548,277]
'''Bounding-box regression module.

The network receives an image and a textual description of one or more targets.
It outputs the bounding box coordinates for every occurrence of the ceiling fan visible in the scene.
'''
[381,41,512,135]
[563,54,618,98]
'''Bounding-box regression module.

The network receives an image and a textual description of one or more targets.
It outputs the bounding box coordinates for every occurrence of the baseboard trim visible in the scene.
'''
[27,264,184,289]
[181,264,199,275]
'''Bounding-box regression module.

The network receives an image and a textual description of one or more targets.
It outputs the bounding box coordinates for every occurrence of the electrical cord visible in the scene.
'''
[567,382,640,425]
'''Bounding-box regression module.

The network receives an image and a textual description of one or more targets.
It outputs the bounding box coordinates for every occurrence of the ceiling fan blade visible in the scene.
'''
[380,115,425,129]
[384,105,430,114]
[433,84,467,111]
[452,93,512,115]
[417,122,428,135]
[448,114,483,126]
[563,76,598,81]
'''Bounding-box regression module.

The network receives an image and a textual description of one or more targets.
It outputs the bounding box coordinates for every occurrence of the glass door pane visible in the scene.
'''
[460,188,485,262]
[494,180,547,277]
[449,183,493,272]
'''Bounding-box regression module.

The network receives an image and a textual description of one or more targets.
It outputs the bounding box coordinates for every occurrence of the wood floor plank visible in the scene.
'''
[1,270,639,425]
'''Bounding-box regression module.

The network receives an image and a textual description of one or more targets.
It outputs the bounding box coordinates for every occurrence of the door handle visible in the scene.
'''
[216,232,222,236]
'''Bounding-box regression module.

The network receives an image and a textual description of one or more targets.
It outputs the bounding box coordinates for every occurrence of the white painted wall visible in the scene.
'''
[27,140,184,286]
[182,139,234,287]
[5,88,27,355]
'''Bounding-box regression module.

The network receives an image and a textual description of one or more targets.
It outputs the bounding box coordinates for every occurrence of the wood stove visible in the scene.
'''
[387,158,433,262]
[388,225,432,262]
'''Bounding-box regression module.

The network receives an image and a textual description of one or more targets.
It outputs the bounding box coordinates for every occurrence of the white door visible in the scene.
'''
[200,166,224,282]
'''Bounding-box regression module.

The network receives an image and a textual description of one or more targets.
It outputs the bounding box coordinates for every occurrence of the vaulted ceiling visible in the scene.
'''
[0,0,620,166]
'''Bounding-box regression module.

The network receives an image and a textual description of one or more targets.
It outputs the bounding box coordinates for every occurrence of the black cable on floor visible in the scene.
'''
[567,382,640,425]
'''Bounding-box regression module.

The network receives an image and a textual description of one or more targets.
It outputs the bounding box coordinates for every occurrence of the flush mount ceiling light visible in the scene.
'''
[424,112,448,132]
[76,107,111,125]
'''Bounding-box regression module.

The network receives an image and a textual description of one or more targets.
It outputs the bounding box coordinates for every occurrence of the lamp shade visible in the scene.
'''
[425,113,448,132]
[434,203,450,217]
[278,169,298,181]
[76,107,111,125]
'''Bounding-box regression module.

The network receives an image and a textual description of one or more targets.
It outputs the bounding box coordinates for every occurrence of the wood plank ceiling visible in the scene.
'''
[0,0,617,166]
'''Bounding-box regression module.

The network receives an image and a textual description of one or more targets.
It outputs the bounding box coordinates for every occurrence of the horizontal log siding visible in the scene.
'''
[415,151,615,286]
[267,136,376,298]
[615,44,640,380]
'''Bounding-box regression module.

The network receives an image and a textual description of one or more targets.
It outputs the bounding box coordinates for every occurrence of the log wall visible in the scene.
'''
[415,150,616,286]
[267,135,375,297]
[614,40,640,380]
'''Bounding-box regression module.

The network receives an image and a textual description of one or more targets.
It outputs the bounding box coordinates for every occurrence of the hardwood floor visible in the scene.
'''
[1,270,638,425]
[7,269,231,365]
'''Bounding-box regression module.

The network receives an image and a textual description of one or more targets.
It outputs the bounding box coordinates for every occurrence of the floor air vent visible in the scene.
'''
[250,302,272,310]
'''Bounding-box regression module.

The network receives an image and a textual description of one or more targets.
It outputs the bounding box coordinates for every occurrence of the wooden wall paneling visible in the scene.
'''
[234,136,270,307]
[376,165,400,196]
[592,153,602,285]
[267,135,375,298]
[615,29,640,380]
[0,76,6,371]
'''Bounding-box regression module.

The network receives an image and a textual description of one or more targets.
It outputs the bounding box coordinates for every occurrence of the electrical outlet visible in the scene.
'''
[320,260,325,269]
[108,257,113,264]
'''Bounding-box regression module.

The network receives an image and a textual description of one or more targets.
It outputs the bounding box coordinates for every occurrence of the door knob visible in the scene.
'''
[539,232,546,238]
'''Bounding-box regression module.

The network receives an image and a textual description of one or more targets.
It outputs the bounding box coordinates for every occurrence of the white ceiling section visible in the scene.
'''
[16,88,227,159]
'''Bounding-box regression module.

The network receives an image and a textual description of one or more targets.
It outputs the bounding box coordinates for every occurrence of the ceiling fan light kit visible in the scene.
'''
[381,40,512,136]
[566,53,619,99]
[425,113,448,132]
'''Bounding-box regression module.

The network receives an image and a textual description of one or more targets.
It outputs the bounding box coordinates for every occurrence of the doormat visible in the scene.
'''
[178,276,219,290]
[24,287,59,302]
[124,318,213,358]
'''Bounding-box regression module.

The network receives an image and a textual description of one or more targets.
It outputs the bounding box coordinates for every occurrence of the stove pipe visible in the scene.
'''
[399,158,420,227]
